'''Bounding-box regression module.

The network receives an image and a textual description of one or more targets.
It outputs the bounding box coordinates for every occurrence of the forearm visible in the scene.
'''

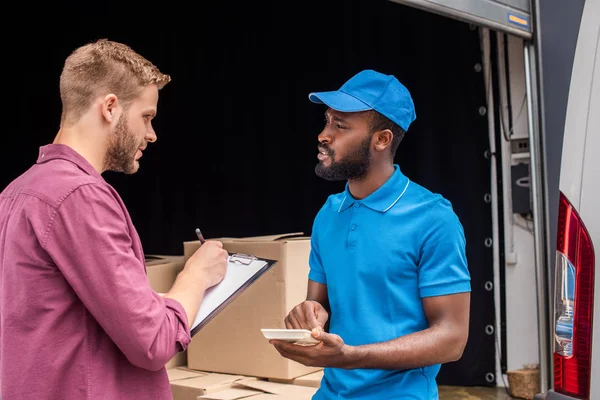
[342,326,467,370]
[306,280,329,311]
[164,270,208,328]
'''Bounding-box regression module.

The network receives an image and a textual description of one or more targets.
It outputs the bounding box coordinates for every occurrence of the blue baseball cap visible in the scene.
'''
[308,69,416,131]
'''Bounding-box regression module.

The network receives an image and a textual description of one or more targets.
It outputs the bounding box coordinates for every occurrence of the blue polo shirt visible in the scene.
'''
[309,164,470,400]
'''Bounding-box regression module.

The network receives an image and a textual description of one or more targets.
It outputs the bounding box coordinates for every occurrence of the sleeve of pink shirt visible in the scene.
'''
[42,183,192,371]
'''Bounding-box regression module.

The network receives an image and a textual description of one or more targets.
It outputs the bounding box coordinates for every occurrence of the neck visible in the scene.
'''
[347,160,395,200]
[53,113,108,174]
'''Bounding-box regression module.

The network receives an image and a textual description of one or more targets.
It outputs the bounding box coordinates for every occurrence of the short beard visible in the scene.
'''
[315,134,372,181]
[104,112,139,174]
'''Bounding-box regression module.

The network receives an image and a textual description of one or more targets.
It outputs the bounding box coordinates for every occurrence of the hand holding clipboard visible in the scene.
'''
[190,228,277,336]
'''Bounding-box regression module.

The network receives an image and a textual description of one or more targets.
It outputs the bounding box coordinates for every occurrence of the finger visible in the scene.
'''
[316,309,329,328]
[287,311,303,329]
[284,315,293,329]
[206,240,223,248]
[304,303,321,329]
[272,340,314,357]
[270,341,312,366]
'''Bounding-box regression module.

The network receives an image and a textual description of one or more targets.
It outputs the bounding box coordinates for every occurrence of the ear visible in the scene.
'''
[101,94,120,124]
[373,129,393,152]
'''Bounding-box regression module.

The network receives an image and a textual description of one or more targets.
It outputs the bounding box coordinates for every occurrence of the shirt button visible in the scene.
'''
[354,203,360,208]
[351,224,357,230]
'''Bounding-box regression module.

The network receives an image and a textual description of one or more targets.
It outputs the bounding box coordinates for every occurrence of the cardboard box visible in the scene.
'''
[145,255,187,369]
[268,369,324,388]
[198,379,318,399]
[145,255,185,294]
[183,237,238,262]
[184,233,321,380]
[170,372,253,400]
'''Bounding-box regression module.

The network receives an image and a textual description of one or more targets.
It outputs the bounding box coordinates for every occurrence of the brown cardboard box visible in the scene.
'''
[183,237,238,262]
[170,372,253,400]
[184,233,321,380]
[145,255,187,368]
[145,255,185,294]
[269,369,324,388]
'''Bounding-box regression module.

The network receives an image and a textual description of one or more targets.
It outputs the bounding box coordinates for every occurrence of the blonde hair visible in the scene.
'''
[59,38,171,125]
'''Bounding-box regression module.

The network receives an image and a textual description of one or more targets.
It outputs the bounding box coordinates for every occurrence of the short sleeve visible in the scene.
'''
[308,208,327,285]
[418,199,471,298]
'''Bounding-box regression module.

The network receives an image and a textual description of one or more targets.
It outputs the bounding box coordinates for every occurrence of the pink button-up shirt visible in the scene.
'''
[0,144,191,399]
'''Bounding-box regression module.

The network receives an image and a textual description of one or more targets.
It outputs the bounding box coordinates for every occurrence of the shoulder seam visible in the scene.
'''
[41,182,111,249]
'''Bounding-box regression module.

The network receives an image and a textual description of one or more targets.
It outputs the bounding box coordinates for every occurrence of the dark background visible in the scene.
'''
[5,0,495,386]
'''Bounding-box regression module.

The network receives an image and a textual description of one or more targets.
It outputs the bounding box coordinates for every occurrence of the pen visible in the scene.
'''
[195,228,206,244]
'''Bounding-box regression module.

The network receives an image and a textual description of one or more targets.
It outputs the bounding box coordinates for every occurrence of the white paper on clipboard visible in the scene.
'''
[190,253,276,335]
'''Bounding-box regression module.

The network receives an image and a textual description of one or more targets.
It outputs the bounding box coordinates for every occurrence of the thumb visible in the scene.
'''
[311,326,338,346]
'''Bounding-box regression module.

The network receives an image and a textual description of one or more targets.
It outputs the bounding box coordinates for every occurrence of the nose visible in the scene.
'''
[317,128,332,145]
[147,127,157,143]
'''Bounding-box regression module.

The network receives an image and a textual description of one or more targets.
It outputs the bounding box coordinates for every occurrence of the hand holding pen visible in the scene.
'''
[182,227,227,288]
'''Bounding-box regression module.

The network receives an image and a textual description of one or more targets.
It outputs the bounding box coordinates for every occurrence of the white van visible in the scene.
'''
[535,0,599,398]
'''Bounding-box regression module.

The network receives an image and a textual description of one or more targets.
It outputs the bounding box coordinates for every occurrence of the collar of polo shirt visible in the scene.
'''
[337,164,410,213]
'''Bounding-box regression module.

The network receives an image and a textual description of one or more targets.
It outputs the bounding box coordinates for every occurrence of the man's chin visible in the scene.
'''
[129,161,140,174]
[120,161,139,175]
[315,164,345,181]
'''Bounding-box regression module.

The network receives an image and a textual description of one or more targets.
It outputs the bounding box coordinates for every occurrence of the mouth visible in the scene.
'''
[317,147,330,161]
[136,147,145,160]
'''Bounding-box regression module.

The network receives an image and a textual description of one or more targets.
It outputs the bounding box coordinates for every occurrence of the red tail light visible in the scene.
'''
[554,192,595,398]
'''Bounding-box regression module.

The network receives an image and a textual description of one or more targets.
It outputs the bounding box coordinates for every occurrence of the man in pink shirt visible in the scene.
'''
[0,39,228,399]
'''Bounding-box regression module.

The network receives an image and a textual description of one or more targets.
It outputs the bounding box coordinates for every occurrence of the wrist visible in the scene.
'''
[177,269,209,293]
[340,344,363,369]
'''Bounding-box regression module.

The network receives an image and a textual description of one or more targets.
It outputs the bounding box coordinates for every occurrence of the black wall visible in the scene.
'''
[5,0,495,386]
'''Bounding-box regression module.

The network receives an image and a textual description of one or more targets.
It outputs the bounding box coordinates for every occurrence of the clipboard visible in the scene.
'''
[190,253,277,336]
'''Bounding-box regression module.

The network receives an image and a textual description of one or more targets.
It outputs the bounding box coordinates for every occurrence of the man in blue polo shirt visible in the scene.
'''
[269,69,471,399]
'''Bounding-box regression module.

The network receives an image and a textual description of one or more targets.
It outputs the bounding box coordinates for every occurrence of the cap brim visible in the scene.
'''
[308,91,372,112]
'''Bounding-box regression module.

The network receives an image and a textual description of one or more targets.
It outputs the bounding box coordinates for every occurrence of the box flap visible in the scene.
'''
[144,254,183,266]
[235,380,318,397]
[197,387,265,399]
[167,367,206,382]
[232,233,305,243]
[269,370,323,388]
[170,372,248,390]
[292,370,323,388]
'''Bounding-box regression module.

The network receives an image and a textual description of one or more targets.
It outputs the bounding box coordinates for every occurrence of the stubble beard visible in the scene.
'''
[104,113,141,175]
